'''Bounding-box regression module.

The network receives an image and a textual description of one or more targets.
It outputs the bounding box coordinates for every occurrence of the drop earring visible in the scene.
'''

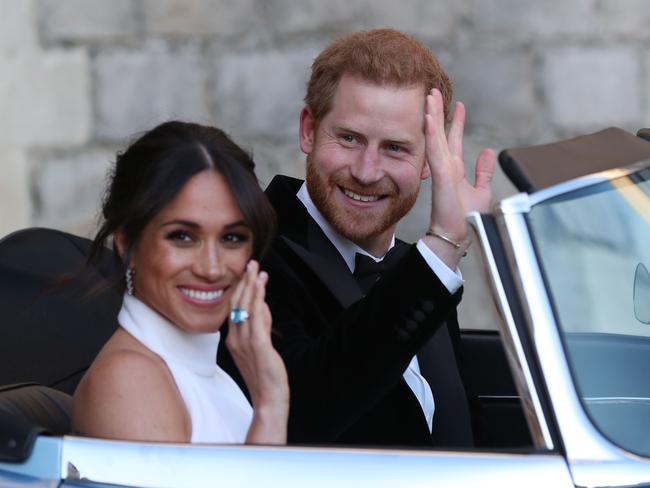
[126,267,135,296]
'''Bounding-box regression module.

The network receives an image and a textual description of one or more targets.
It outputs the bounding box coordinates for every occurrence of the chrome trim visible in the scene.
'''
[477,395,520,401]
[494,202,650,486]
[497,192,531,215]
[467,212,553,450]
[58,435,574,488]
[584,397,650,405]
[502,159,650,210]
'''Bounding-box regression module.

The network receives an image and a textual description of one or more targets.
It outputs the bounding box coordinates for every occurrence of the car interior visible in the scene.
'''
[0,225,533,463]
[5,126,649,464]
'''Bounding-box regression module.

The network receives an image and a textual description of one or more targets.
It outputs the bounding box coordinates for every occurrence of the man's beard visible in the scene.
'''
[305,156,419,247]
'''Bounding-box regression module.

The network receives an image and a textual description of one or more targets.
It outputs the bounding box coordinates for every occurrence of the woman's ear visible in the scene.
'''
[113,229,129,264]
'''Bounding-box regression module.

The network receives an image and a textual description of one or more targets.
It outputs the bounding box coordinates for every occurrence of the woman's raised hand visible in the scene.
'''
[226,260,289,444]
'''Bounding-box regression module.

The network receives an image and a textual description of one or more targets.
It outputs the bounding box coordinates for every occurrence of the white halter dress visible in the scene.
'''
[118,294,253,443]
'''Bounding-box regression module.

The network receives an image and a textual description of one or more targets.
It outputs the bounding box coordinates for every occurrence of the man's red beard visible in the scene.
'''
[305,156,419,247]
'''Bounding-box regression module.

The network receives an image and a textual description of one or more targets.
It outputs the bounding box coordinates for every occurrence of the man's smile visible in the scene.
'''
[340,186,384,203]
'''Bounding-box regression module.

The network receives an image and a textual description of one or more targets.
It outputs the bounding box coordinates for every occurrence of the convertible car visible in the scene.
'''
[1,127,649,487]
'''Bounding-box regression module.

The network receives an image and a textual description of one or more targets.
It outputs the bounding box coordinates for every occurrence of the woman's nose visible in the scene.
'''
[194,243,223,280]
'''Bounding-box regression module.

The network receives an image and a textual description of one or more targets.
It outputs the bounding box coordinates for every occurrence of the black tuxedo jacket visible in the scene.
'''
[220,175,473,447]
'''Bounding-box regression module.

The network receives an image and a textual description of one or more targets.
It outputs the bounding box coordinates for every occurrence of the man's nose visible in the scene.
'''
[350,147,382,184]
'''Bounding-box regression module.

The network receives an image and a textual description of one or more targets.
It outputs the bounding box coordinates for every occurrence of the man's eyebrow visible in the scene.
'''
[386,138,415,146]
[333,124,363,137]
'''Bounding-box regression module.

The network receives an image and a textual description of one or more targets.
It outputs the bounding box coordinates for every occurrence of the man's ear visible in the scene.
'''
[420,160,431,180]
[299,106,316,154]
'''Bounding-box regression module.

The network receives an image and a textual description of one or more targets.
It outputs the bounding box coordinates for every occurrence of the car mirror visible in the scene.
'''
[633,262,650,324]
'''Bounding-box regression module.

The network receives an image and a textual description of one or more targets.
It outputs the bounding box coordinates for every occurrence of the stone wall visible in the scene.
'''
[2,0,650,327]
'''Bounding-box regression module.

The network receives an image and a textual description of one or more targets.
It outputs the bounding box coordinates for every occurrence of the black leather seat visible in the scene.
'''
[0,383,72,462]
[0,228,122,393]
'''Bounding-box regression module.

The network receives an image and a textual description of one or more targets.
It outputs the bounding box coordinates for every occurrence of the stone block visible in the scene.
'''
[357,0,464,41]
[595,0,650,38]
[38,0,137,43]
[33,147,114,234]
[263,0,359,34]
[449,47,540,139]
[467,0,597,41]
[0,49,91,146]
[0,148,31,237]
[542,46,641,129]
[248,139,306,189]
[143,0,260,37]
[0,0,38,54]
[212,46,319,140]
[93,42,210,141]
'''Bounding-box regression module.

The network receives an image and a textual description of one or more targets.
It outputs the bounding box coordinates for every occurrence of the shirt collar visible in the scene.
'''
[296,182,395,273]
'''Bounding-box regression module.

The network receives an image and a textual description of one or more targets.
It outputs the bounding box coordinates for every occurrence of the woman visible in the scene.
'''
[72,121,288,444]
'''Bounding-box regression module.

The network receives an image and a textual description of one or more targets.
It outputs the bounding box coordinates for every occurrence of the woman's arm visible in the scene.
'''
[226,260,289,445]
[72,347,191,442]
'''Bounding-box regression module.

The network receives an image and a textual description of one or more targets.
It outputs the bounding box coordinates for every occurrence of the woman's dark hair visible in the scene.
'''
[89,121,276,290]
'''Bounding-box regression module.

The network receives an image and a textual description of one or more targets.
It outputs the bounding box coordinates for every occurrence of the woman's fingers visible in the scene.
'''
[250,272,269,336]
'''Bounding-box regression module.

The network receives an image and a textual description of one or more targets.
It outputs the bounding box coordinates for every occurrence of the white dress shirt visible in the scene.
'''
[296,183,463,432]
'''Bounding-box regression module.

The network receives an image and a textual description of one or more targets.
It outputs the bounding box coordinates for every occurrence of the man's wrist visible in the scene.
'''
[425,228,469,258]
[421,227,470,269]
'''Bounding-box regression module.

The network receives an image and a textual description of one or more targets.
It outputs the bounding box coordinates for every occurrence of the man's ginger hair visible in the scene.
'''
[305,28,453,123]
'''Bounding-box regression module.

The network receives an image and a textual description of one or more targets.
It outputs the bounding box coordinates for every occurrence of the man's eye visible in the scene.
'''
[340,134,356,143]
[386,144,403,153]
[166,230,193,242]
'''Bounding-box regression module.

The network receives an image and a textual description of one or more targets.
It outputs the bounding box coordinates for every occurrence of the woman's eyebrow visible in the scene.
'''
[224,220,249,229]
[158,219,250,229]
[159,219,199,229]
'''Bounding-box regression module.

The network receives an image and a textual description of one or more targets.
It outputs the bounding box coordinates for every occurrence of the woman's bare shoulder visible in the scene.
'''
[72,336,190,442]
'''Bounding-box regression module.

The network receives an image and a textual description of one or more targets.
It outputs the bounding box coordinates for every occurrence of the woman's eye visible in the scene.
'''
[166,230,193,242]
[222,233,250,245]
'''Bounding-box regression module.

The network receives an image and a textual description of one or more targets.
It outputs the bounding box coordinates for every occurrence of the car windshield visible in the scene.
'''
[527,167,650,457]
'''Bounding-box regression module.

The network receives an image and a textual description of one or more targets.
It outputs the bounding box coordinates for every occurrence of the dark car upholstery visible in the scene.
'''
[0,383,72,462]
[0,228,121,394]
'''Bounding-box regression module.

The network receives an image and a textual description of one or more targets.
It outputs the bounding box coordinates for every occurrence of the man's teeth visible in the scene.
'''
[343,188,380,202]
[180,288,224,301]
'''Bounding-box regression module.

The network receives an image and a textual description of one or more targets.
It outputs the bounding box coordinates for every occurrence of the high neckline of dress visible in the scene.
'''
[118,294,221,377]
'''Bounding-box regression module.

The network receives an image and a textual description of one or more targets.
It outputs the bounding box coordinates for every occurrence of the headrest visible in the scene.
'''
[0,228,122,393]
[499,127,650,193]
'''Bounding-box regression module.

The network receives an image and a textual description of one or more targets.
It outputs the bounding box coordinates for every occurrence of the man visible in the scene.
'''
[221,28,495,447]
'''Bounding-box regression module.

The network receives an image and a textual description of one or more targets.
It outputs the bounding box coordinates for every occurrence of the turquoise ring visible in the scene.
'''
[230,307,249,324]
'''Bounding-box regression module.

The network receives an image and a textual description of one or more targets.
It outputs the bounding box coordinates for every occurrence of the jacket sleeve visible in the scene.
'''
[263,243,463,442]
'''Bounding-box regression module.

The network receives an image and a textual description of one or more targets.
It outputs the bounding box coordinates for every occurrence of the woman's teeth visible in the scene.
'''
[180,288,224,301]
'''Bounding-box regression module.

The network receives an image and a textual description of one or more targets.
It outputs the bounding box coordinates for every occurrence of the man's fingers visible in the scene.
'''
[425,89,450,162]
[447,101,465,161]
[474,148,496,190]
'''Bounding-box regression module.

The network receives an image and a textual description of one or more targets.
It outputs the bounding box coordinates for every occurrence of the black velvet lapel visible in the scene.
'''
[417,324,473,446]
[266,176,362,308]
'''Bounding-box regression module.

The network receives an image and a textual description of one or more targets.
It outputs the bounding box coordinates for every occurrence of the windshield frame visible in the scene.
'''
[491,159,650,486]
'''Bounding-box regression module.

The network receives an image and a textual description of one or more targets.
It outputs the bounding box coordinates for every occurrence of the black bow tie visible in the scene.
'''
[353,245,406,295]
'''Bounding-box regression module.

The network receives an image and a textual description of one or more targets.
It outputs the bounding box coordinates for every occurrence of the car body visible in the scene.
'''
[1,128,649,487]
